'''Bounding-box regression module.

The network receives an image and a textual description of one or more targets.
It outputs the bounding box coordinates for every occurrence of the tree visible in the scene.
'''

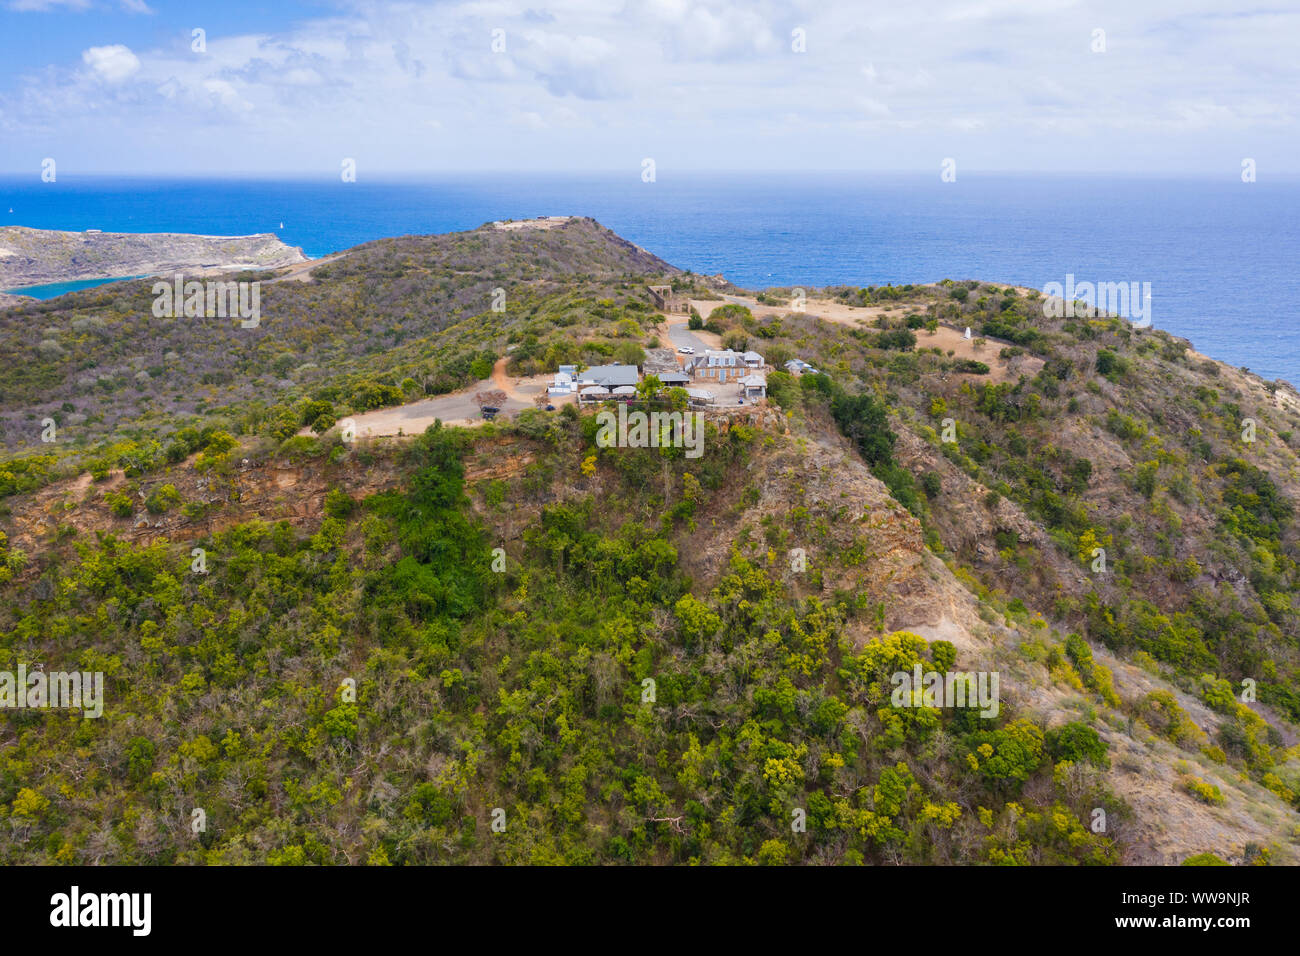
[474,389,507,412]
[722,329,748,352]
[829,391,896,468]
[876,328,916,351]
[965,719,1046,786]
[710,303,753,325]
[636,375,662,402]
[1096,348,1124,379]
[614,341,645,366]
[1045,722,1109,767]
[765,370,798,408]
[300,399,334,429]
[764,343,793,368]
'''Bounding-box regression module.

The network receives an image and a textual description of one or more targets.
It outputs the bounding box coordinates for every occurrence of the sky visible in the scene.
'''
[0,0,1297,177]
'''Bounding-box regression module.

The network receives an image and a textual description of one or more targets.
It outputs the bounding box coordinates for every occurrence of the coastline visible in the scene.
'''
[0,225,307,289]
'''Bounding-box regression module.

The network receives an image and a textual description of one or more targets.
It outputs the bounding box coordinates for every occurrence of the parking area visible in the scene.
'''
[664,318,720,355]
[684,379,753,407]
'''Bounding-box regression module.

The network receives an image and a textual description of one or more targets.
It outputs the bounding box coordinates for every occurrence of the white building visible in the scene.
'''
[784,358,821,376]
[549,364,578,395]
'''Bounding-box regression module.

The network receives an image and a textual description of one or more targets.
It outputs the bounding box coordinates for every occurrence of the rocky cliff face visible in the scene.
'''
[0,226,308,288]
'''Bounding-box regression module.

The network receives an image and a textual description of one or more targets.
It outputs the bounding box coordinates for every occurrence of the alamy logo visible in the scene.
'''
[152,273,261,328]
[595,405,704,459]
[1042,274,1151,327]
[50,886,151,936]
[891,664,999,718]
[0,665,103,718]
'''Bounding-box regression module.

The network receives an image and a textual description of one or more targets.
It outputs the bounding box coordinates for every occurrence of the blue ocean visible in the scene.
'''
[3,174,1297,384]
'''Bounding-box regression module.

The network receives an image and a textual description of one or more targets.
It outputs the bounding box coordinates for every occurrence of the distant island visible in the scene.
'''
[0,225,308,297]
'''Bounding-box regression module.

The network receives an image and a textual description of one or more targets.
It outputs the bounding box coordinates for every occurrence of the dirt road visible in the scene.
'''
[312,358,569,440]
[687,293,1042,383]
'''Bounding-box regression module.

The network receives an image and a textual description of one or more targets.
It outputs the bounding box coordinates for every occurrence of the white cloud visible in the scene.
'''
[639,0,785,61]
[516,31,627,99]
[201,78,253,112]
[81,44,141,84]
[0,0,1295,173]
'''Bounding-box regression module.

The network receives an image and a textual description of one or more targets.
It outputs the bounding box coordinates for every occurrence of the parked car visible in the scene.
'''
[677,346,695,354]
[481,406,500,419]
[545,404,555,411]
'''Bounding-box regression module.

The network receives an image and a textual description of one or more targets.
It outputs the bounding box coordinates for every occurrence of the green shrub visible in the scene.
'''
[964,719,1046,786]
[829,391,895,468]
[104,490,135,518]
[1096,349,1129,381]
[1045,722,1109,767]
[324,488,356,519]
[1183,776,1226,805]
[144,484,182,515]
[1182,853,1230,866]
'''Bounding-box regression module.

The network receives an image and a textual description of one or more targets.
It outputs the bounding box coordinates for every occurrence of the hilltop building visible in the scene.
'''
[740,372,768,400]
[685,349,765,382]
[784,358,821,376]
[549,364,578,395]
[577,364,640,389]
[648,285,691,314]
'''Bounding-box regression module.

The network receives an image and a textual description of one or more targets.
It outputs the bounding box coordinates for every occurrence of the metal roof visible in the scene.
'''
[578,364,640,387]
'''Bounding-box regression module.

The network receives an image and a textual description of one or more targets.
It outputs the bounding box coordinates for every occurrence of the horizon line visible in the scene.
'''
[1,169,1297,181]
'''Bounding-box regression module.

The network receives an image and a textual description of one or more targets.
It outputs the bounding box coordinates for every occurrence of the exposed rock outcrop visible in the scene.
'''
[0,226,308,288]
